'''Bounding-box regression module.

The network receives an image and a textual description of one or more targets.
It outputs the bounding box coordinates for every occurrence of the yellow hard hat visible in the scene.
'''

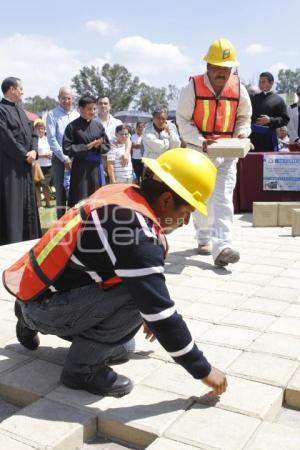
[142,148,217,215]
[204,38,239,67]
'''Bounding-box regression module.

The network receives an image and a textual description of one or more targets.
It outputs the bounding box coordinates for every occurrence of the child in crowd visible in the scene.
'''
[277,126,290,151]
[34,118,52,208]
[107,125,133,183]
[131,121,145,184]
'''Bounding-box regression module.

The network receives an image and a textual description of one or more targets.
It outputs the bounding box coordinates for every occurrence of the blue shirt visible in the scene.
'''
[46,106,79,162]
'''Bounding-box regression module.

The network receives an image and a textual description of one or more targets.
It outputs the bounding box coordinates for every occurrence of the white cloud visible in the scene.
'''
[0,34,81,98]
[269,62,289,75]
[85,20,117,36]
[113,36,193,78]
[245,44,268,55]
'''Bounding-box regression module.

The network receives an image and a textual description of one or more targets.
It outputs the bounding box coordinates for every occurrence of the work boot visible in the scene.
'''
[14,301,40,350]
[197,244,211,255]
[214,248,240,267]
[60,366,133,397]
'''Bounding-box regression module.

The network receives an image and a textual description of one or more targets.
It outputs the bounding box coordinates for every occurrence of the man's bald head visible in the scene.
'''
[58,87,73,112]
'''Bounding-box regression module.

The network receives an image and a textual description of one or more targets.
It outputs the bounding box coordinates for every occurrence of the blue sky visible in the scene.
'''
[0,0,298,98]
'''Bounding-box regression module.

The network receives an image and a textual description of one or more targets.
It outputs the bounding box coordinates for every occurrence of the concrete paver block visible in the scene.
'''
[245,422,300,450]
[0,359,61,406]
[254,285,299,302]
[0,300,14,320]
[285,366,300,409]
[0,431,36,450]
[0,348,31,375]
[184,303,231,323]
[270,276,300,289]
[195,342,241,371]
[183,318,213,340]
[278,202,300,226]
[141,362,207,398]
[133,329,172,362]
[219,310,276,331]
[97,385,191,448]
[247,264,284,275]
[0,398,97,450]
[237,297,288,316]
[165,403,260,450]
[200,325,261,350]
[253,202,278,227]
[0,318,17,345]
[249,333,300,361]
[199,375,283,420]
[267,317,300,337]
[275,406,300,430]
[282,304,300,318]
[292,208,300,236]
[228,351,299,387]
[201,291,246,308]
[147,437,203,449]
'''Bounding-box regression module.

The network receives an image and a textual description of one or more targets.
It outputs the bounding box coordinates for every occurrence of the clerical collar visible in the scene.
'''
[3,96,15,104]
[263,90,273,95]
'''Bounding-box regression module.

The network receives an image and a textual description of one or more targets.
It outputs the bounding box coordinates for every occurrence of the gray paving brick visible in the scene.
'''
[245,422,300,450]
[200,325,261,350]
[0,398,96,450]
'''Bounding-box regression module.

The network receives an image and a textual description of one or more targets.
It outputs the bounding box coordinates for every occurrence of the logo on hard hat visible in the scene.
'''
[223,49,230,59]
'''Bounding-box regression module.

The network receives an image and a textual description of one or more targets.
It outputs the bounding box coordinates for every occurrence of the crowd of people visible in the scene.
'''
[1,36,300,399]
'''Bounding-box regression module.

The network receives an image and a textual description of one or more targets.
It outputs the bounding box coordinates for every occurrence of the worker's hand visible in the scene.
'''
[26,150,37,164]
[93,138,103,149]
[143,323,156,342]
[201,367,228,396]
[202,139,217,152]
[64,158,72,170]
[256,115,271,125]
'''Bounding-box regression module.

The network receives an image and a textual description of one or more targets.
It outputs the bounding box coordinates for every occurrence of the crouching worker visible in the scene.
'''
[3,148,228,398]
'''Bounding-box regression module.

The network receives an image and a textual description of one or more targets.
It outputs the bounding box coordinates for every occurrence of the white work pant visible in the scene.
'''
[194,156,238,261]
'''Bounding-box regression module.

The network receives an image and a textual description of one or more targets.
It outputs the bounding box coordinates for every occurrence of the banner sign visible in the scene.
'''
[263,154,300,191]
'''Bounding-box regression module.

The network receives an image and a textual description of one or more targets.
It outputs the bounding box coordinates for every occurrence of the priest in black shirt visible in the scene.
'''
[250,72,289,151]
[0,77,41,245]
[63,95,110,207]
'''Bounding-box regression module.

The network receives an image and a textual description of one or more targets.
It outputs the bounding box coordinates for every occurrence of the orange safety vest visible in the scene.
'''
[191,73,240,139]
[3,184,168,302]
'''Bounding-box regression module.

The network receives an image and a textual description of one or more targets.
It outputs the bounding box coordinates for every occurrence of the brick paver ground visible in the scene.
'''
[0,213,300,449]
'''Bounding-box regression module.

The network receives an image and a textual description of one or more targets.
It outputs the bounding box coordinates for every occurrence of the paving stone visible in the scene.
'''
[165,403,260,450]
[247,264,284,275]
[181,276,226,290]
[0,347,31,375]
[114,355,165,385]
[219,310,276,331]
[194,342,240,371]
[244,422,300,450]
[200,325,261,350]
[82,435,139,449]
[199,375,283,420]
[199,291,246,308]
[167,285,210,302]
[274,406,300,430]
[0,359,61,406]
[0,398,97,450]
[228,351,299,387]
[133,329,172,362]
[228,272,274,285]
[267,317,300,337]
[147,437,202,449]
[281,268,300,279]
[0,300,14,320]
[254,286,299,302]
[98,385,191,449]
[217,280,260,296]
[0,398,20,421]
[141,362,208,398]
[0,318,17,344]
[285,366,300,409]
[184,302,231,324]
[0,431,35,450]
[249,333,300,360]
[0,283,15,301]
[236,297,288,316]
[281,304,300,318]
[270,276,300,289]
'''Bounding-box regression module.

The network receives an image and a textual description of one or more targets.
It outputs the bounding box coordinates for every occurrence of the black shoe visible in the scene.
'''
[14,301,40,350]
[60,367,133,397]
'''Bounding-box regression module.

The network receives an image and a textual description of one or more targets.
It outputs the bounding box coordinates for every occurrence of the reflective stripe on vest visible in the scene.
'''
[191,74,240,139]
[3,184,168,302]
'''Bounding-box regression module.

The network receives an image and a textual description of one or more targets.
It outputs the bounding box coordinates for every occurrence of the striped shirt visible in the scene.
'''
[51,202,211,379]
[107,141,133,182]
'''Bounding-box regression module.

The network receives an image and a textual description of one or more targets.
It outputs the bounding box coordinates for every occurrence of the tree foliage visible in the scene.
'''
[276,68,300,94]
[23,95,58,113]
[71,63,180,113]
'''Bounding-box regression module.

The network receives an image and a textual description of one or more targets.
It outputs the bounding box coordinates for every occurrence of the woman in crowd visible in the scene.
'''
[107,125,133,184]
[34,118,52,208]
[142,105,181,159]
[131,121,145,184]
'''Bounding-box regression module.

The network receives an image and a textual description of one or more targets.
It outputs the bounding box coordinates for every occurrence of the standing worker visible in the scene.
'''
[4,148,227,398]
[176,38,252,266]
